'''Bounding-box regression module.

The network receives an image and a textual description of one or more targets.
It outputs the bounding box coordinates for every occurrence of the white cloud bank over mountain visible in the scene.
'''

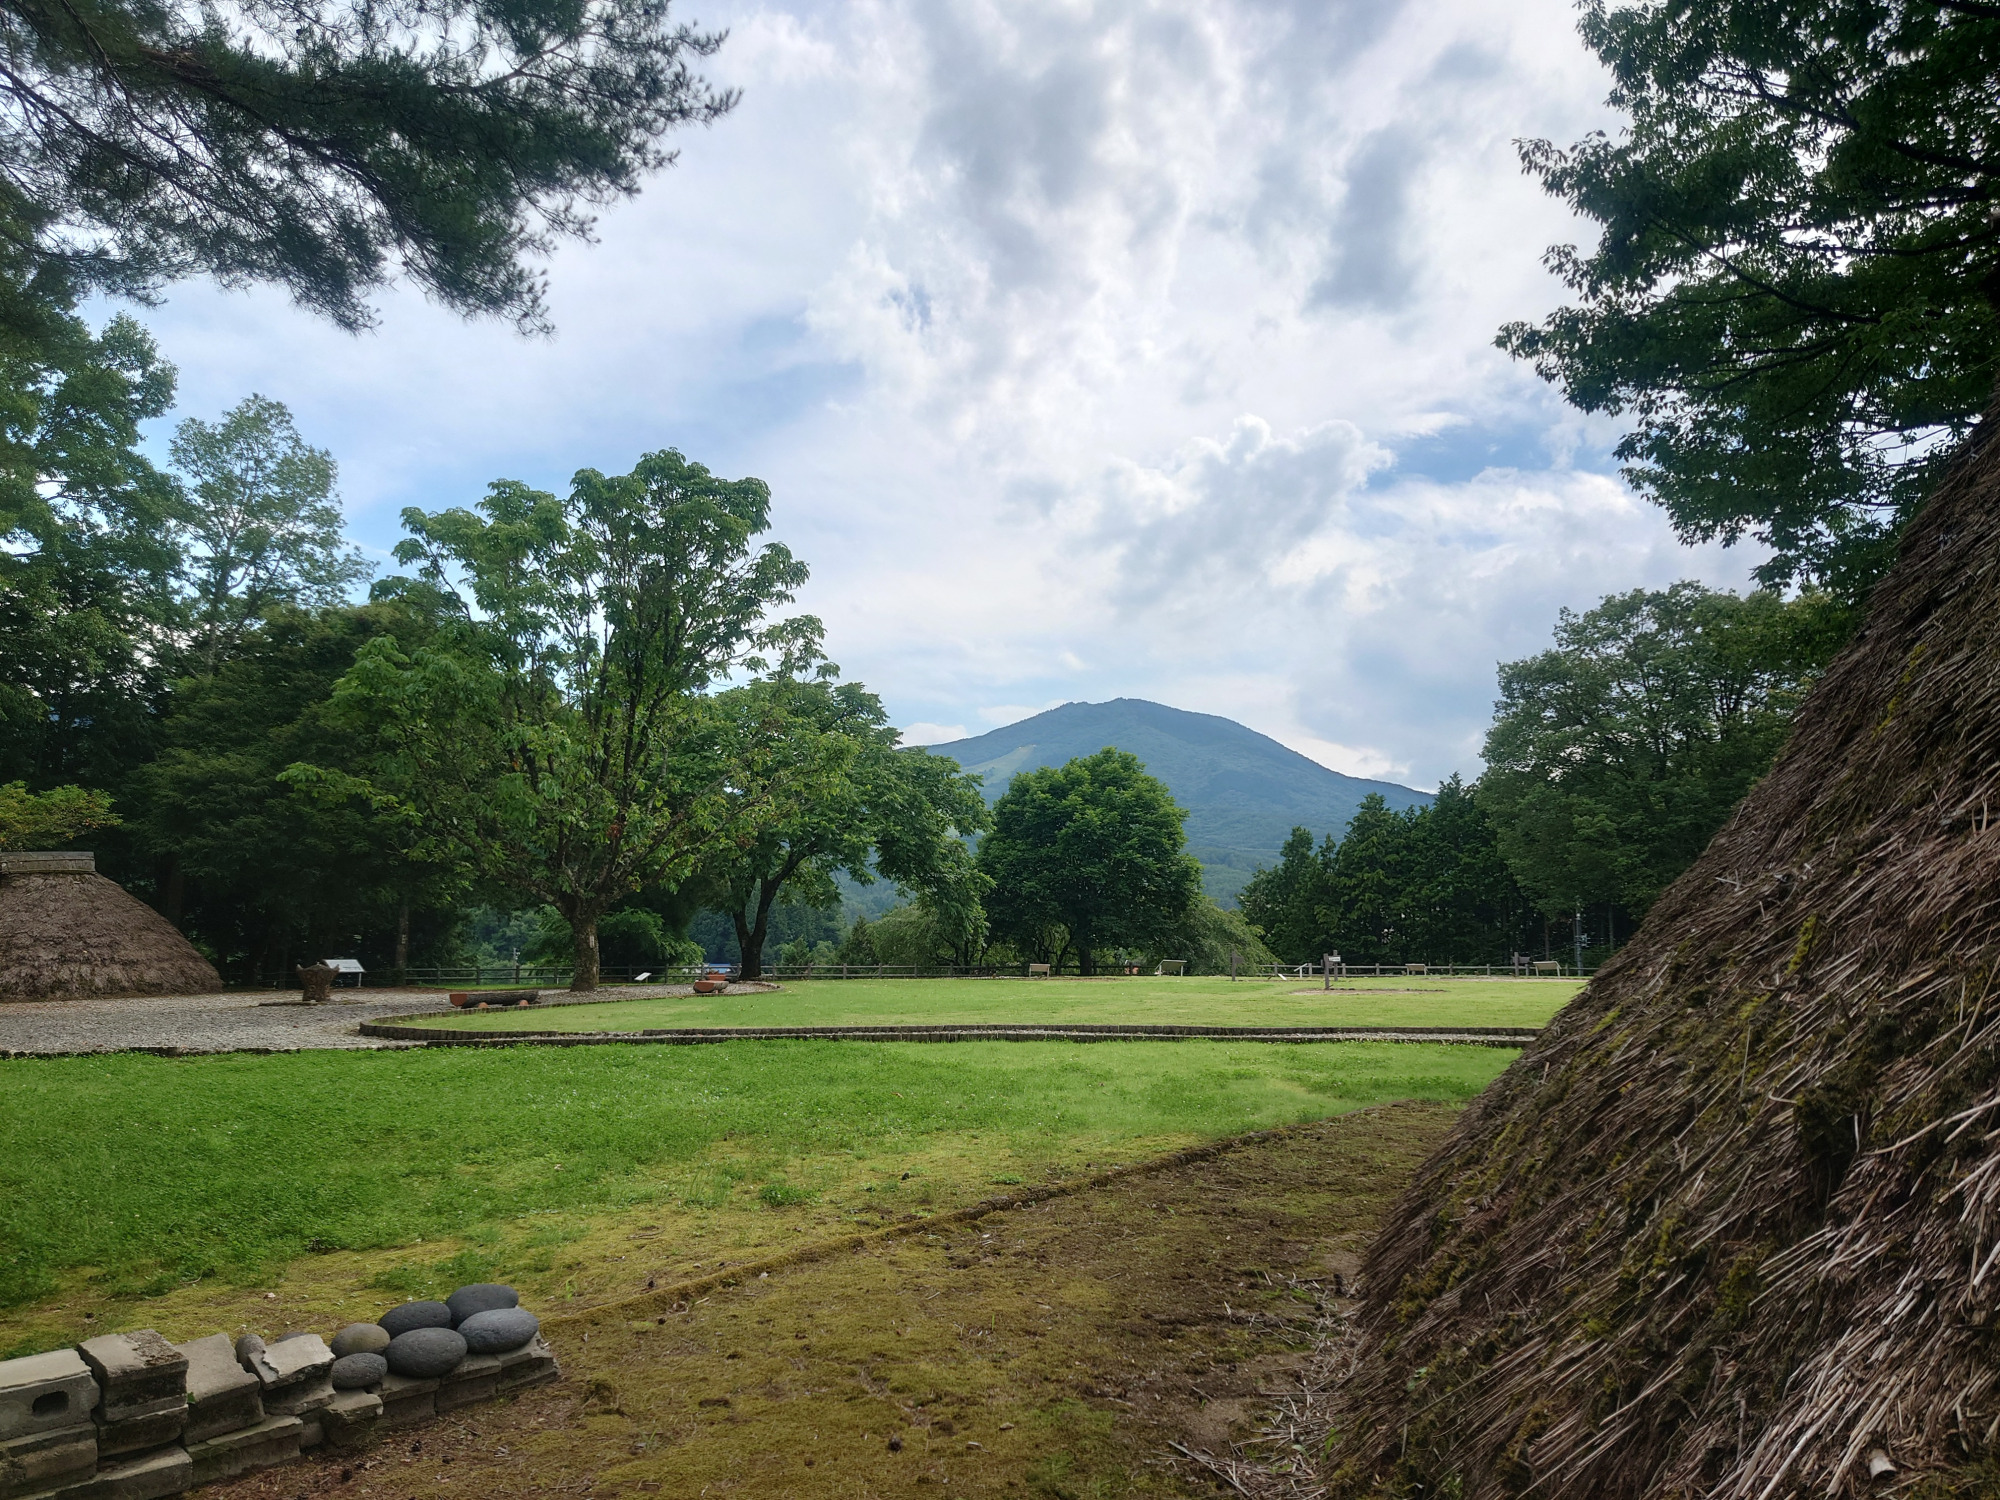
[135,0,1763,791]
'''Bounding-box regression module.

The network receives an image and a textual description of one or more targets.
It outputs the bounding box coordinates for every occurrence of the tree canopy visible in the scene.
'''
[0,269,181,791]
[1502,0,2000,594]
[308,449,832,988]
[977,748,1202,976]
[170,396,367,669]
[1240,780,1532,968]
[0,782,118,850]
[0,0,736,329]
[696,677,990,980]
[1478,581,1843,929]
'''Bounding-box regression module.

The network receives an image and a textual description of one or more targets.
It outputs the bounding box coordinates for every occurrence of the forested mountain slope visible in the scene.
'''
[926,699,1430,903]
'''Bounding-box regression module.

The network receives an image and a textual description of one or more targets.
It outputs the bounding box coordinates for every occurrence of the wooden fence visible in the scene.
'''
[282,959,1594,989]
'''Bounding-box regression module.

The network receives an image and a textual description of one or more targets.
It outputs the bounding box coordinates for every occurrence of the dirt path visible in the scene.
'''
[204,1101,1457,1500]
[0,986,702,1055]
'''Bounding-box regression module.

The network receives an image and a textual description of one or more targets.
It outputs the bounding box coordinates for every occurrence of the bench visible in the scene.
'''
[1154,959,1187,976]
[1533,960,1562,975]
[1405,963,1428,975]
[448,988,540,1008]
[1027,963,1051,978]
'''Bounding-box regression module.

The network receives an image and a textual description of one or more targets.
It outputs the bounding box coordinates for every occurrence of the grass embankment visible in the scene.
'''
[0,1039,1515,1358]
[423,974,1580,1032]
[204,1106,1460,1500]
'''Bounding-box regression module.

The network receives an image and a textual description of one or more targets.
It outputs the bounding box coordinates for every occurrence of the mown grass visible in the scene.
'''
[423,974,1579,1032]
[0,1039,1513,1354]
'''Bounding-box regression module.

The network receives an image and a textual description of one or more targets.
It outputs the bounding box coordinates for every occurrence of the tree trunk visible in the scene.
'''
[395,899,411,973]
[733,910,761,981]
[734,878,783,981]
[158,855,185,927]
[570,912,600,992]
[1077,944,1094,977]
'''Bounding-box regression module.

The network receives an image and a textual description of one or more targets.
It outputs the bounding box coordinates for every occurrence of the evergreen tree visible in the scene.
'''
[0,0,737,329]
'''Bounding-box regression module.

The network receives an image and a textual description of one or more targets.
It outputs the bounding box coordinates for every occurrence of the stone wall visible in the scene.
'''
[0,1298,556,1498]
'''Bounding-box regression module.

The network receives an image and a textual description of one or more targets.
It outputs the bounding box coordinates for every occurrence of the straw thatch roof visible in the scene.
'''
[0,854,220,1000]
[1320,408,2000,1498]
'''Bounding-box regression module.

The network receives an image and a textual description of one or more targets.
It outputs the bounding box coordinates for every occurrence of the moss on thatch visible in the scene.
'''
[0,867,220,1000]
[1322,410,2000,1498]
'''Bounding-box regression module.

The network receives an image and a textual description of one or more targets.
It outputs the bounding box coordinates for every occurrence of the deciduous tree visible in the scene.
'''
[169,396,369,669]
[1501,0,2000,594]
[307,450,832,989]
[701,678,990,980]
[0,782,119,849]
[977,748,1201,976]
[0,265,180,792]
[1478,582,1842,928]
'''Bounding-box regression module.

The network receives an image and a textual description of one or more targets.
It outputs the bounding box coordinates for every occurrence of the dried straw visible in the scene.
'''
[1319,402,2000,1497]
[0,871,220,1000]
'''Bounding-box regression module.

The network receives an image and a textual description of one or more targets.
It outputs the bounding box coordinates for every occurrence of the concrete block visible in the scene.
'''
[318,1391,380,1452]
[0,1424,95,1499]
[171,1337,260,1445]
[435,1356,498,1413]
[91,1403,183,1460]
[0,1351,97,1442]
[75,1336,183,1420]
[236,1335,330,1393]
[297,1418,322,1451]
[373,1374,435,1428]
[258,1375,332,1418]
[183,1411,302,1488]
[496,1336,558,1394]
[60,1444,191,1500]
[0,852,92,875]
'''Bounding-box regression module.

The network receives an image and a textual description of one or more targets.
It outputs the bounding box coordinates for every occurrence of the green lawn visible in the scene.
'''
[421,974,1579,1032]
[0,1038,1515,1344]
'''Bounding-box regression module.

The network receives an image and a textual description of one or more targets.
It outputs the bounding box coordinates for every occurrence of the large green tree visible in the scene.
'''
[169,396,369,669]
[0,265,181,793]
[700,677,990,980]
[311,450,833,989]
[1502,0,2000,594]
[132,601,458,979]
[1478,581,1843,928]
[977,748,1201,976]
[0,0,736,329]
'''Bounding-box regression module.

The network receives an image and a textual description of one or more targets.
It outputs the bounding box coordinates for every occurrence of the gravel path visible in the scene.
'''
[0,986,694,1057]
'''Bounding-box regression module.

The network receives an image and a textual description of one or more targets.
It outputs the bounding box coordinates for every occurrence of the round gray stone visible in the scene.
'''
[233,1334,265,1369]
[330,1352,387,1390]
[457,1307,539,1354]
[384,1327,466,1380]
[446,1283,519,1327]
[378,1300,452,1338]
[330,1323,391,1358]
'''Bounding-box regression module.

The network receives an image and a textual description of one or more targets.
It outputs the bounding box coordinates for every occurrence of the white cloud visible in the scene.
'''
[899,721,970,746]
[1269,732,1414,786]
[127,0,1764,794]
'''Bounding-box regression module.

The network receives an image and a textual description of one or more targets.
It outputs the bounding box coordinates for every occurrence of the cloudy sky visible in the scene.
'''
[134,0,1762,791]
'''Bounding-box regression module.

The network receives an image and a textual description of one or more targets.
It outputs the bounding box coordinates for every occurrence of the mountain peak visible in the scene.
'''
[920,699,1430,903]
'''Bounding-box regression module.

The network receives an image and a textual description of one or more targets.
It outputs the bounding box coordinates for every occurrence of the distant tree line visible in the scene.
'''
[1242,583,1847,968]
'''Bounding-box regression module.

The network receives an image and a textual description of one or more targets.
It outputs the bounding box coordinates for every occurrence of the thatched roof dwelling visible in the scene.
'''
[0,852,220,1000]
[1321,409,2000,1498]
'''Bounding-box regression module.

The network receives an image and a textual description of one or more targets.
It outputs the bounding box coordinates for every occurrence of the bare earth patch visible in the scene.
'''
[198,1102,1457,1499]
